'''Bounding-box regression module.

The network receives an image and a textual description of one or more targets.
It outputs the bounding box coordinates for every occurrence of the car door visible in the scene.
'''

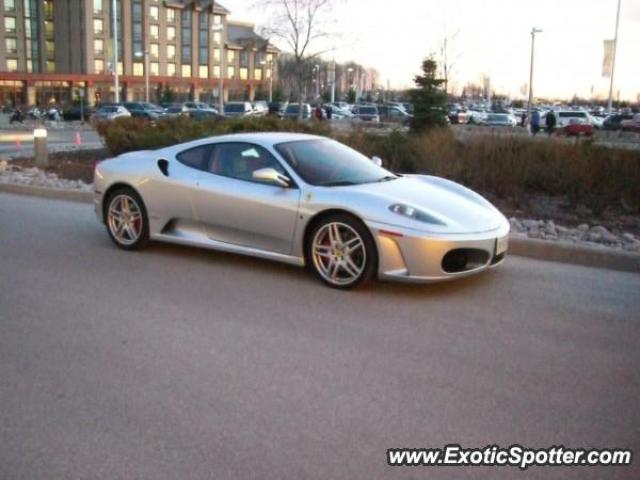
[191,142,301,255]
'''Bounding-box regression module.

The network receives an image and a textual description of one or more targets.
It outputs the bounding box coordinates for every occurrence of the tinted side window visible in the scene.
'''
[176,145,210,171]
[207,142,286,184]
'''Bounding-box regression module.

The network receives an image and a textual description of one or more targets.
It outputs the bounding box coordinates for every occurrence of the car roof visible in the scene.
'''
[163,132,327,152]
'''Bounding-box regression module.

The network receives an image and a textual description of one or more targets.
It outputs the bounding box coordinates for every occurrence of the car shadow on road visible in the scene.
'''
[130,238,503,301]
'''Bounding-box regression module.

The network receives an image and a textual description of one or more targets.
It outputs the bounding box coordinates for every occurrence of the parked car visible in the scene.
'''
[252,101,269,116]
[621,114,640,133]
[268,101,288,117]
[223,101,254,118]
[556,110,590,128]
[484,113,516,127]
[123,102,165,120]
[328,105,353,120]
[467,109,488,125]
[94,133,509,289]
[92,104,131,122]
[352,105,380,123]
[62,105,94,121]
[283,103,312,120]
[183,102,218,116]
[163,104,190,118]
[559,118,593,137]
[602,113,635,130]
[378,105,412,125]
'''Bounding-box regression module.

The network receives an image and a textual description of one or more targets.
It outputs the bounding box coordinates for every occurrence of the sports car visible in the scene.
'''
[94,132,509,289]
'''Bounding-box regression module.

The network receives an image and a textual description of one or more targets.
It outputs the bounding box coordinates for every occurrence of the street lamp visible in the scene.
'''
[134,50,149,103]
[112,0,119,103]
[211,22,224,113]
[527,27,542,132]
[259,58,273,102]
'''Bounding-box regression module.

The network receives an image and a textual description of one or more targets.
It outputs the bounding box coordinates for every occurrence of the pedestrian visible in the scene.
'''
[314,104,324,121]
[520,112,527,127]
[545,109,556,136]
[530,110,541,136]
[325,104,333,120]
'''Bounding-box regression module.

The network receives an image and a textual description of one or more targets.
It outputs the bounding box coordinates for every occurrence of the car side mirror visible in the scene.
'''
[252,167,291,187]
[371,156,383,167]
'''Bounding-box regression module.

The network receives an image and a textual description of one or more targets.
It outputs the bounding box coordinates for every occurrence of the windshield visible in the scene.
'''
[285,105,300,113]
[559,112,587,118]
[358,107,377,115]
[100,106,118,113]
[275,139,395,186]
[488,114,508,121]
[225,104,246,113]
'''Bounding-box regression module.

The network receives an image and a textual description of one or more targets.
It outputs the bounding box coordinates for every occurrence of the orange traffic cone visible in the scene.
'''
[75,132,82,146]
[15,136,21,149]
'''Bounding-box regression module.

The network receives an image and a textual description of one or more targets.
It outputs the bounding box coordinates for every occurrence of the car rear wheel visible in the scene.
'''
[105,187,149,250]
[307,214,377,289]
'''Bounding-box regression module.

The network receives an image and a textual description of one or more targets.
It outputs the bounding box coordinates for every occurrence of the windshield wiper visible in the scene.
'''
[318,180,358,186]
[376,175,398,182]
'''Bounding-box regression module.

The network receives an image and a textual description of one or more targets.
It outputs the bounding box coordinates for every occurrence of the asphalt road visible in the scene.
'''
[1,193,639,480]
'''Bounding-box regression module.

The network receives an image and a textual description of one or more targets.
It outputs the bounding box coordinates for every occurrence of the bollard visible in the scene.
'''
[33,128,48,168]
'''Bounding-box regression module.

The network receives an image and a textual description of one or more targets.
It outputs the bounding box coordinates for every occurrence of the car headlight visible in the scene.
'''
[389,203,446,225]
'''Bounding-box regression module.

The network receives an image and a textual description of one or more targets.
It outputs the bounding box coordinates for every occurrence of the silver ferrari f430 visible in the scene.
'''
[94,132,509,288]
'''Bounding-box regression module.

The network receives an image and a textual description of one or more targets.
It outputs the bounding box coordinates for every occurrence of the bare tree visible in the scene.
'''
[439,29,460,96]
[260,0,334,119]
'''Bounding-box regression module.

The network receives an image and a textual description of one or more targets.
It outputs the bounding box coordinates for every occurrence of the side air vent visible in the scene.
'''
[157,159,169,176]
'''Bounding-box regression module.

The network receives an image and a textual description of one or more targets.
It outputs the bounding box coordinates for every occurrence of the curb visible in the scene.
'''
[0,183,93,203]
[509,236,640,274]
[1,183,639,274]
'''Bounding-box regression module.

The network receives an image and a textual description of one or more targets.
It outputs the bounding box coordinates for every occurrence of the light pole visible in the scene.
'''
[607,0,622,113]
[134,50,149,102]
[112,0,119,103]
[211,22,224,113]
[527,28,542,132]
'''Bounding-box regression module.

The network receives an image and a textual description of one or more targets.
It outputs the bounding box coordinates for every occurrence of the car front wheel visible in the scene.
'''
[307,214,377,289]
[105,187,149,250]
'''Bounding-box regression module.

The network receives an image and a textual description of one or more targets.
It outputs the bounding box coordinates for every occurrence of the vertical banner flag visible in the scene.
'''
[602,39,614,78]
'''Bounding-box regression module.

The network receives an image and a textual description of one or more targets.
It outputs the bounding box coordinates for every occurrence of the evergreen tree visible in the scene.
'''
[409,58,447,132]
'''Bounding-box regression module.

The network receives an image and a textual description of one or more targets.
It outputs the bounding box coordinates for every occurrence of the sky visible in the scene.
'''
[226,0,640,101]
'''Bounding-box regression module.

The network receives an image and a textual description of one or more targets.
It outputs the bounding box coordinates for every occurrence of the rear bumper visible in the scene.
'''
[366,220,510,283]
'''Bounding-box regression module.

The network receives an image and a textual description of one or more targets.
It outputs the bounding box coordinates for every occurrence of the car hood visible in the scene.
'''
[316,175,505,234]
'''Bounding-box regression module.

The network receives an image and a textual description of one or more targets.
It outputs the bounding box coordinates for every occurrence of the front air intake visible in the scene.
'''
[442,249,490,273]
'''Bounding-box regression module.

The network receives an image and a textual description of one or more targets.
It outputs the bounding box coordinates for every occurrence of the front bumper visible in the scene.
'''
[366,220,510,283]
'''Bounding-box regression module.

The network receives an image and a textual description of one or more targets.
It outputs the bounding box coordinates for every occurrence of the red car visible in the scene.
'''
[561,118,593,137]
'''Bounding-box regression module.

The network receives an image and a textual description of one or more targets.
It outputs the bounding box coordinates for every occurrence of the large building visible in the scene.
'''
[0,0,279,107]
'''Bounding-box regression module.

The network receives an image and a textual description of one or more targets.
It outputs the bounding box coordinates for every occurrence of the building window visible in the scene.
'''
[44,20,53,38]
[213,65,220,78]
[181,64,191,77]
[150,43,159,58]
[4,16,16,33]
[133,62,144,76]
[239,67,248,80]
[198,12,208,65]
[5,38,17,54]
[167,62,176,76]
[239,51,249,67]
[46,61,55,72]
[167,44,176,60]
[150,24,159,40]
[132,0,143,54]
[3,0,15,11]
[227,66,235,79]
[93,18,104,35]
[45,40,54,56]
[181,9,192,63]
[199,65,208,78]
[167,26,176,41]
[266,68,271,79]
[213,31,221,45]
[213,49,220,62]
[227,50,235,63]
[117,62,123,75]
[94,38,104,55]
[150,62,159,75]
[93,0,103,14]
[213,14,221,25]
[6,58,17,71]
[167,8,175,23]
[43,0,53,17]
[254,69,262,81]
[94,59,104,73]
[149,5,158,21]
